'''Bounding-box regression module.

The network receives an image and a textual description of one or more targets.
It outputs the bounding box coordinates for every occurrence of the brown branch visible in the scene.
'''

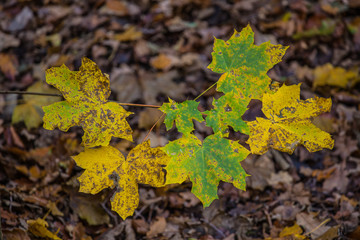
[0,90,160,108]
[0,90,62,97]
[114,102,160,108]
[142,113,165,142]
[142,82,218,140]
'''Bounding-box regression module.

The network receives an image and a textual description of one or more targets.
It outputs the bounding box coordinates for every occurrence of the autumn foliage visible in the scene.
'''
[42,25,334,219]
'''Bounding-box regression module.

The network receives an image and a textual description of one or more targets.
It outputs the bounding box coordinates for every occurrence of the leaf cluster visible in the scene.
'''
[42,25,334,219]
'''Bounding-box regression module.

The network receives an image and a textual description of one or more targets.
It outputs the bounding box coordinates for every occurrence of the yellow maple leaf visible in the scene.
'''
[72,140,169,219]
[12,81,61,129]
[313,63,360,89]
[42,57,133,148]
[247,84,334,154]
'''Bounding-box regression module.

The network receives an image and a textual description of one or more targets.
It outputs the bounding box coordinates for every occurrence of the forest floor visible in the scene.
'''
[1,0,360,239]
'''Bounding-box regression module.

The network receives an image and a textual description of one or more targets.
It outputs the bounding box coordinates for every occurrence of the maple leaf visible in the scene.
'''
[12,81,61,129]
[247,84,334,155]
[42,57,133,148]
[208,25,288,100]
[205,92,250,136]
[163,133,250,207]
[160,99,204,135]
[72,140,169,219]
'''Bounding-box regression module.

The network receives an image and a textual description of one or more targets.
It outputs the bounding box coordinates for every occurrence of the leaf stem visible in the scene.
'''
[0,90,160,108]
[194,82,217,101]
[114,102,160,108]
[144,82,218,141]
[142,113,165,142]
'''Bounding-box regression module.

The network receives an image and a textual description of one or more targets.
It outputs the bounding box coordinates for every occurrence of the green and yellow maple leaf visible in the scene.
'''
[160,99,203,135]
[12,81,61,129]
[247,84,334,155]
[208,25,288,100]
[163,133,250,207]
[72,140,169,219]
[42,57,133,148]
[205,92,250,136]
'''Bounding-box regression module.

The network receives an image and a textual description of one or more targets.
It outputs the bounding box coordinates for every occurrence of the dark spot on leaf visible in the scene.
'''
[225,105,232,112]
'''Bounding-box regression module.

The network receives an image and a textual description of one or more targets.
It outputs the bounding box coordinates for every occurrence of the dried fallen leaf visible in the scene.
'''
[296,213,330,239]
[279,223,306,239]
[0,53,18,80]
[3,228,31,240]
[0,31,20,51]
[150,53,173,71]
[146,217,167,238]
[110,66,141,103]
[70,195,110,226]
[138,108,163,129]
[140,70,187,105]
[46,201,64,217]
[114,26,142,41]
[132,219,149,235]
[103,0,128,16]
[313,63,360,89]
[27,218,61,240]
[12,82,61,129]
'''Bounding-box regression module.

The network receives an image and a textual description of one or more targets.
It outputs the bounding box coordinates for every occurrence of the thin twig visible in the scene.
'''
[0,195,3,240]
[263,208,273,229]
[2,81,215,139]
[114,102,160,108]
[305,218,331,236]
[142,113,165,142]
[201,218,226,238]
[0,90,160,108]
[143,82,218,141]
[0,90,62,97]
[194,82,217,101]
